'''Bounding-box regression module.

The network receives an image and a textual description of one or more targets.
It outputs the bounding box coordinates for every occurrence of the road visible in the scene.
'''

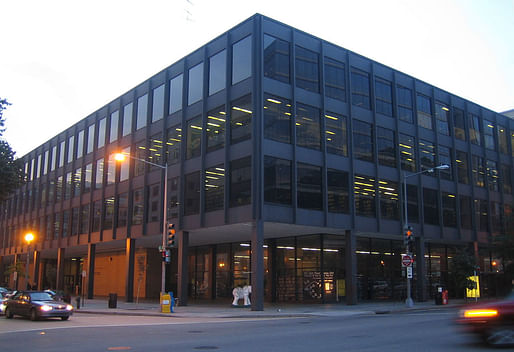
[0,308,498,351]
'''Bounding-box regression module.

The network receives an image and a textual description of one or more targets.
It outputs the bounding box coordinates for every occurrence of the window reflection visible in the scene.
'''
[207,106,226,152]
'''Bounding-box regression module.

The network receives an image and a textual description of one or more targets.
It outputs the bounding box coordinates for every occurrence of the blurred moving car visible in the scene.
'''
[0,291,10,315]
[4,291,73,321]
[456,294,514,347]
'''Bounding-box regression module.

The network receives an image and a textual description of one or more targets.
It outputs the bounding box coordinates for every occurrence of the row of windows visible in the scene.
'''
[263,156,511,232]
[264,33,513,154]
[22,35,253,182]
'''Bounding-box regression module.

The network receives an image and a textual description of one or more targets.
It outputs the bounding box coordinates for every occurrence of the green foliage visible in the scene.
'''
[0,98,25,201]
[449,248,477,296]
[4,262,28,279]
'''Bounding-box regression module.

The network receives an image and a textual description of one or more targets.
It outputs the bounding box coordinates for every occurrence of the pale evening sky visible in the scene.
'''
[1,0,513,157]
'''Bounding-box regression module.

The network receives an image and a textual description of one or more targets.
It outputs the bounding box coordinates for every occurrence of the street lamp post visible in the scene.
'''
[402,164,449,308]
[114,153,168,295]
[24,232,34,290]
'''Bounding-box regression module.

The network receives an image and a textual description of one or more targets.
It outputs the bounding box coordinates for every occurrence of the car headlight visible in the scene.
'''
[40,305,53,312]
[65,305,73,311]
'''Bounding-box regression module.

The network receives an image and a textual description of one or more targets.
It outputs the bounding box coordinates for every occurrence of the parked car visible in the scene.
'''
[456,293,514,347]
[4,291,73,321]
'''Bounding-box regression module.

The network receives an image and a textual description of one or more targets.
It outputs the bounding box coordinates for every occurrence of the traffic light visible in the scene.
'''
[167,223,176,248]
[404,226,414,246]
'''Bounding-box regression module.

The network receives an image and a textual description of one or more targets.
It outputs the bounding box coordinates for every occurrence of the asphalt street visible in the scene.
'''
[0,308,498,351]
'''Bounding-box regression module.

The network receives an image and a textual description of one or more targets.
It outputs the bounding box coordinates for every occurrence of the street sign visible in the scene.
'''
[402,255,413,267]
[407,266,413,278]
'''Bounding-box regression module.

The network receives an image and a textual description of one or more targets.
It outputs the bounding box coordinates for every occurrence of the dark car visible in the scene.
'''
[4,291,73,321]
[456,294,514,347]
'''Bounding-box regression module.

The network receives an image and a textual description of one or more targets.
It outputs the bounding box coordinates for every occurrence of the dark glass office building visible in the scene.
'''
[1,14,513,308]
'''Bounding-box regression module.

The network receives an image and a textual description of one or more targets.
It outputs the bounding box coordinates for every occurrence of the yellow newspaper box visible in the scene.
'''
[160,292,171,313]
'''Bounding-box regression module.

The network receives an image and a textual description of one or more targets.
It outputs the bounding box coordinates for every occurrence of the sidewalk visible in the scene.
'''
[71,296,468,319]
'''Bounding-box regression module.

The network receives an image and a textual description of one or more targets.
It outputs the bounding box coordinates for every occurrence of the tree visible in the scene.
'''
[449,248,477,298]
[0,98,25,202]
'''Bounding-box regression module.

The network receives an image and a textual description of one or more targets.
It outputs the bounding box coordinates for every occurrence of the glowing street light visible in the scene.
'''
[113,152,169,297]
[24,232,35,290]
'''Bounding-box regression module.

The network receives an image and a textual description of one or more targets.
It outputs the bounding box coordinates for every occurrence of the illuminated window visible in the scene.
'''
[264,94,291,144]
[186,116,202,160]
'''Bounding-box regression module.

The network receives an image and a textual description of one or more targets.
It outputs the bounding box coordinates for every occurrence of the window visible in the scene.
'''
[92,200,101,232]
[103,197,115,230]
[407,184,419,223]
[498,125,508,154]
[122,103,133,136]
[438,146,452,181]
[296,103,320,150]
[459,195,472,230]
[453,107,466,140]
[468,113,481,145]
[184,171,200,215]
[147,184,160,223]
[264,156,291,205]
[486,160,499,192]
[109,111,119,143]
[75,131,83,160]
[207,106,226,152]
[43,150,49,175]
[55,176,63,202]
[423,188,439,225]
[379,179,399,220]
[79,204,89,234]
[107,158,116,184]
[86,124,95,154]
[84,163,92,193]
[419,140,435,172]
[416,94,432,130]
[435,102,450,136]
[151,84,165,123]
[71,207,79,236]
[119,147,130,182]
[54,212,61,238]
[169,74,183,114]
[456,150,469,184]
[36,154,41,178]
[204,165,225,212]
[264,94,291,144]
[59,141,66,167]
[490,202,502,233]
[132,188,144,225]
[263,34,289,83]
[186,116,202,160]
[134,142,147,177]
[95,158,104,189]
[297,163,322,210]
[136,94,148,130]
[117,193,128,227]
[399,134,416,172]
[209,50,226,96]
[327,169,349,213]
[148,134,163,167]
[501,164,512,194]
[168,177,179,219]
[351,69,370,109]
[375,78,392,116]
[472,155,485,187]
[442,193,457,227]
[474,199,488,232]
[64,172,72,200]
[232,36,252,85]
[97,117,106,148]
[230,157,251,207]
[67,136,74,163]
[354,174,376,217]
[230,94,252,144]
[353,120,373,162]
[166,125,182,165]
[189,63,205,106]
[73,168,81,197]
[377,127,396,167]
[51,145,57,171]
[324,57,345,101]
[397,85,413,123]
[295,46,319,93]
[483,119,495,150]
[325,112,347,156]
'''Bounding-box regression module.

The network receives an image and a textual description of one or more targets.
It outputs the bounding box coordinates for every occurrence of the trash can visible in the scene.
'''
[435,286,444,305]
[108,293,117,308]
